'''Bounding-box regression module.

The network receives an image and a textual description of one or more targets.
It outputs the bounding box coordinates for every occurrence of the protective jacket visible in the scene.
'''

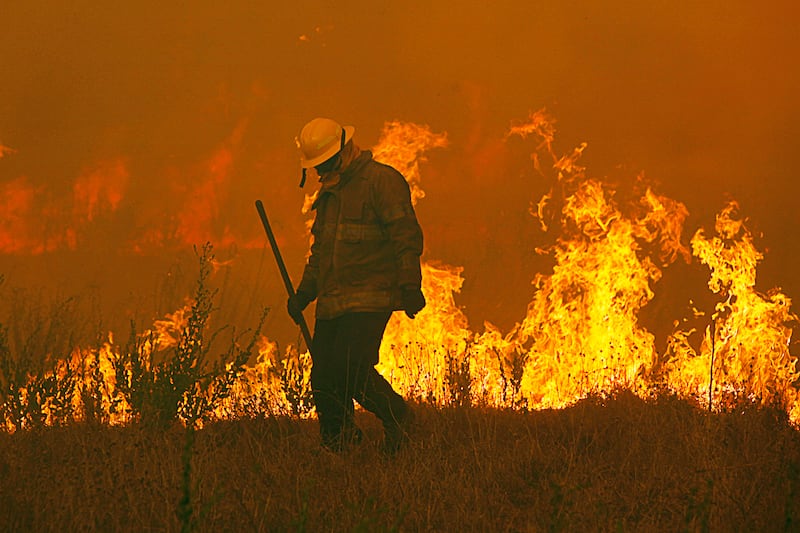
[296,150,423,319]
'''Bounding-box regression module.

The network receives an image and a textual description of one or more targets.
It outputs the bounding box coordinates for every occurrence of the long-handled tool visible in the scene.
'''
[255,200,313,353]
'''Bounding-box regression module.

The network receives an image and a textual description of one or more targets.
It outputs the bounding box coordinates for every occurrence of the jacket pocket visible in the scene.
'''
[337,222,387,243]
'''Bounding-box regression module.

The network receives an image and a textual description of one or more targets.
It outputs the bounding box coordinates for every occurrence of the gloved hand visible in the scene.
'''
[287,291,312,325]
[401,287,426,319]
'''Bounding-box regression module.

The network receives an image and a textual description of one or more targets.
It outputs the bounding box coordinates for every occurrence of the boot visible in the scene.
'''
[382,404,415,456]
[320,416,363,453]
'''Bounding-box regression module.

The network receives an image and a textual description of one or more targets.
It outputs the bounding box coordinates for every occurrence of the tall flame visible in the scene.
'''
[372,120,448,206]
[664,201,800,418]
[503,112,691,408]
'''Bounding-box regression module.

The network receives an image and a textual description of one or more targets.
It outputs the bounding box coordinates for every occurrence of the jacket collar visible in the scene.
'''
[312,151,373,210]
[337,150,372,186]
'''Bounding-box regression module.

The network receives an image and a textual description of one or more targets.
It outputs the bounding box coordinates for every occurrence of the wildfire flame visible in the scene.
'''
[0,122,262,255]
[3,113,799,431]
[372,120,448,206]
[498,113,692,408]
[664,202,800,419]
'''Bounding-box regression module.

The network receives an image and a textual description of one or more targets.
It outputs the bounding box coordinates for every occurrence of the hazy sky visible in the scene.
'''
[1,1,799,345]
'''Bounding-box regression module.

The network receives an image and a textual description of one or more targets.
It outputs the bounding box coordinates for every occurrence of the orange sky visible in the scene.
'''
[1,1,799,346]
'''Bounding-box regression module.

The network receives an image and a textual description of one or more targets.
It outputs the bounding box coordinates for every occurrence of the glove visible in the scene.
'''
[287,291,312,325]
[401,287,426,319]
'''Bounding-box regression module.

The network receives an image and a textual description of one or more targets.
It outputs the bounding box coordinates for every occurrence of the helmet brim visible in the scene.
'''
[300,125,355,168]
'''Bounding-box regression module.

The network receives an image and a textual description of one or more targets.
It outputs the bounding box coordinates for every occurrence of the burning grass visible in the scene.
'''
[0,393,798,531]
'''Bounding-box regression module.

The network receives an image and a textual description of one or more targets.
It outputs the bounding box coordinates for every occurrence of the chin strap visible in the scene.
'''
[299,126,347,188]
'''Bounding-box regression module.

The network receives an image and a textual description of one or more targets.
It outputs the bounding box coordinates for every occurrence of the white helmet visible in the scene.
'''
[297,118,355,169]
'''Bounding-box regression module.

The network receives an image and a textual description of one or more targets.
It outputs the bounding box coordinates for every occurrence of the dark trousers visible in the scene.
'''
[311,312,407,445]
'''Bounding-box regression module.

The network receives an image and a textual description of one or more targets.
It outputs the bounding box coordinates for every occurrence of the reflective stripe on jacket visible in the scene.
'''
[296,151,423,319]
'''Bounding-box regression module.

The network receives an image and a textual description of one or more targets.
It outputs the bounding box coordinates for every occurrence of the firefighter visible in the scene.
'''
[288,117,425,453]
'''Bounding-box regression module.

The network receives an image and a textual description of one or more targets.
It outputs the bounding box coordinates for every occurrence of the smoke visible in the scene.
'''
[1,1,799,348]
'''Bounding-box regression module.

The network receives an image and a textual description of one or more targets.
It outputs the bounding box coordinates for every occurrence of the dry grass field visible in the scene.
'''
[1,392,798,532]
[1,245,799,531]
